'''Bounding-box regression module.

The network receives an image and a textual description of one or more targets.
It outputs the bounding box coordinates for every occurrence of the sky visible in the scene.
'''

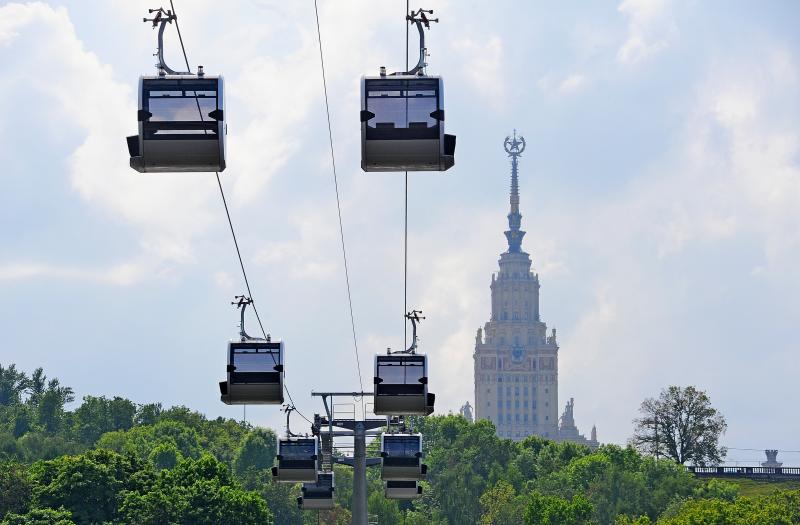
[1,0,799,465]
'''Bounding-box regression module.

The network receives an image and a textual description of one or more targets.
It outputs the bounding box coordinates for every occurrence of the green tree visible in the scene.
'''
[71,396,135,445]
[630,386,727,465]
[0,365,29,407]
[1,508,75,525]
[0,461,33,519]
[118,454,273,524]
[368,488,401,524]
[97,419,201,462]
[416,416,518,524]
[657,490,800,525]
[692,479,739,502]
[134,403,162,426]
[35,380,74,435]
[614,516,652,525]
[29,449,150,524]
[24,369,47,407]
[479,480,525,525]
[257,477,303,524]
[147,442,181,470]
[524,492,593,525]
[233,429,276,477]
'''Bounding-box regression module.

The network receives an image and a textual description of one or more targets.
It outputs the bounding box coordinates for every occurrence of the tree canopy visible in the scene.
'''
[630,386,727,465]
[1,363,794,525]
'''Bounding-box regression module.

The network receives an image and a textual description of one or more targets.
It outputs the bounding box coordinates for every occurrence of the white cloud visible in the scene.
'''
[451,36,506,109]
[616,0,674,64]
[558,73,587,94]
[0,2,218,272]
[0,261,155,286]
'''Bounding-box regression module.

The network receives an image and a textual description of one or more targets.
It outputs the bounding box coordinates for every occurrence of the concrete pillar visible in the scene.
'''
[352,421,368,525]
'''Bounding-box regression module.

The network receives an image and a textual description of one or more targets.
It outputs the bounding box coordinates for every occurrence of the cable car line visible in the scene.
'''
[404,0,410,351]
[166,0,312,424]
[313,0,366,410]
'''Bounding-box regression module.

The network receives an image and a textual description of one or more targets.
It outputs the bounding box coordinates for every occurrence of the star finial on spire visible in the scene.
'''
[503,130,526,253]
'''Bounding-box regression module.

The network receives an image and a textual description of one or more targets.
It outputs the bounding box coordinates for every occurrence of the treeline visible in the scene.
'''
[1,364,798,524]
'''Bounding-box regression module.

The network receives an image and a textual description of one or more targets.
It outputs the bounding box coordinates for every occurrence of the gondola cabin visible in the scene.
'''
[219,340,283,405]
[381,433,426,480]
[373,354,434,416]
[384,480,422,500]
[360,75,455,172]
[272,437,318,483]
[297,472,335,510]
[127,74,225,173]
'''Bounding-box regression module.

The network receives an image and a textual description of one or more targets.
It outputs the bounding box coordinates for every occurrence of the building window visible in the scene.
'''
[506,387,511,396]
[497,400,502,408]
[514,376,520,383]
[524,400,528,408]
[524,414,528,422]
[524,386,528,396]
[515,387,520,396]
[515,400,520,408]
[506,400,511,409]
[498,377,502,383]
[515,414,520,422]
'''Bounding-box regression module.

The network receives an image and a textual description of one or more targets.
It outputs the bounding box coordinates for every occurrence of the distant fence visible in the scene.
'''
[687,465,800,481]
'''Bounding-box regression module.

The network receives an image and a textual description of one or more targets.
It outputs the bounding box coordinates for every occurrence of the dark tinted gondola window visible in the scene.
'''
[377,358,425,384]
[232,345,279,372]
[149,96,216,122]
[282,440,316,458]
[365,79,438,130]
[384,436,420,456]
[316,474,333,488]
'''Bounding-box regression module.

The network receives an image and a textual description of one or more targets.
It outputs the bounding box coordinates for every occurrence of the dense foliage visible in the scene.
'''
[1,364,796,524]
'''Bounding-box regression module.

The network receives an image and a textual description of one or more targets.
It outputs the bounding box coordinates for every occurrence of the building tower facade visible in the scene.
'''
[473,132,559,440]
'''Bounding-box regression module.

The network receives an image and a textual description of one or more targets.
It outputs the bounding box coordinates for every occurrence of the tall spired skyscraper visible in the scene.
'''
[473,132,560,441]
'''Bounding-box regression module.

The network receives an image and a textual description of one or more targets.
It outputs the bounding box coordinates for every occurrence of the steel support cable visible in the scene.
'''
[168,0,311,425]
[404,0,409,350]
[313,0,366,412]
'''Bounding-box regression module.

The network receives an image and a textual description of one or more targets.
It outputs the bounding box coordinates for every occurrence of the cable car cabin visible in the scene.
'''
[297,472,335,510]
[384,480,422,500]
[219,340,283,405]
[360,75,455,172]
[127,75,225,173]
[373,354,435,416]
[381,433,427,481]
[272,438,318,483]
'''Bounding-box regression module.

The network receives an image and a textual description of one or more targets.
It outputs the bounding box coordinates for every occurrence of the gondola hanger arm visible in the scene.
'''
[405,309,425,353]
[282,404,301,438]
[394,8,438,76]
[143,7,193,76]
[232,295,270,342]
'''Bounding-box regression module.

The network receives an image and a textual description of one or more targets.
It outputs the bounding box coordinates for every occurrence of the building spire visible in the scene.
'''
[503,130,526,253]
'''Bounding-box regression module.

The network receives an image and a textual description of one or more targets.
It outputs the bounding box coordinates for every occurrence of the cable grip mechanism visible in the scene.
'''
[143,7,195,76]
